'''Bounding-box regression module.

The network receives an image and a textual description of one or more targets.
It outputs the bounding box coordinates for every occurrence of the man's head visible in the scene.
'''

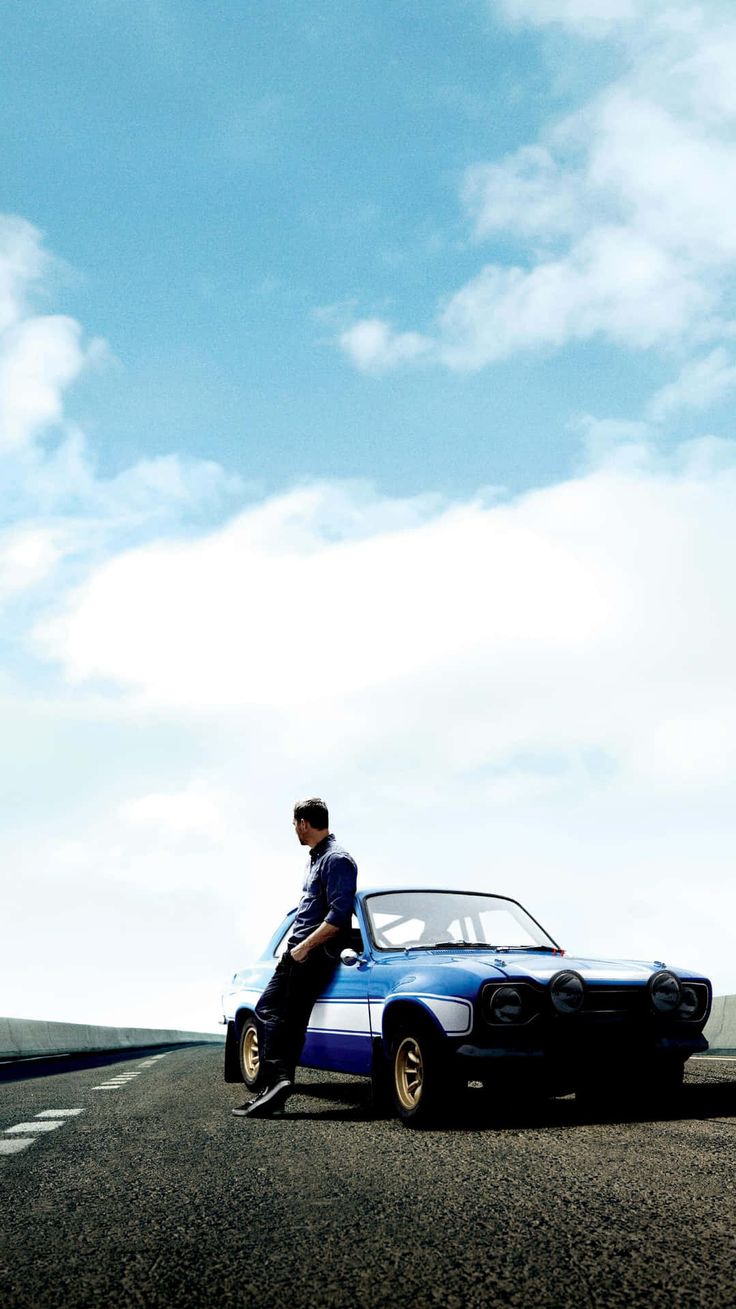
[292,797,329,848]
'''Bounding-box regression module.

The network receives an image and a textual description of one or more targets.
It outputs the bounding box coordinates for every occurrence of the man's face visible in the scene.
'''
[293,816,309,846]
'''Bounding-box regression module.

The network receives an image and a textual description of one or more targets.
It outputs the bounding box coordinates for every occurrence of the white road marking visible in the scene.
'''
[5,1121,65,1134]
[0,1138,35,1155]
[91,1085,121,1091]
[691,1055,736,1062]
[35,1109,84,1118]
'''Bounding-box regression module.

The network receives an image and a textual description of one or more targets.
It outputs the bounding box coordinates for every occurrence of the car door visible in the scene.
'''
[300,914,374,1075]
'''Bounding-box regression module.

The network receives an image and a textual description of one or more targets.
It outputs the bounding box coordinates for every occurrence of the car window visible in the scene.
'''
[366,891,556,951]
[349,912,365,953]
[370,913,426,947]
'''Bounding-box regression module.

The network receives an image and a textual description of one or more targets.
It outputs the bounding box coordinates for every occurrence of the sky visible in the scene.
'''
[2,0,735,1033]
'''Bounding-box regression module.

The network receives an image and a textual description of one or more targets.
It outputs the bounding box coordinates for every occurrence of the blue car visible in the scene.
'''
[222,888,712,1125]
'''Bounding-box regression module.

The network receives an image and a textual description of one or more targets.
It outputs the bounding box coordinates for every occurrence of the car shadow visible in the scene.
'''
[274,1073,736,1130]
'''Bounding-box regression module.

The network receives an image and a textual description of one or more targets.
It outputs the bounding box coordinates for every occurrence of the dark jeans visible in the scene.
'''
[255,947,338,1083]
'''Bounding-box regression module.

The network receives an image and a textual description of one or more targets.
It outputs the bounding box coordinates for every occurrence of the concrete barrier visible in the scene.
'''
[3,996,733,1060]
[0,1016,224,1061]
[704,994,736,1054]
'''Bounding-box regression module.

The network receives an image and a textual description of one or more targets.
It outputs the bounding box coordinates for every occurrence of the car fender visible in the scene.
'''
[381,993,473,1053]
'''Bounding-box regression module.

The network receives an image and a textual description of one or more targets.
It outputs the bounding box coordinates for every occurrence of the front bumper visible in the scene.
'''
[454,1027,709,1078]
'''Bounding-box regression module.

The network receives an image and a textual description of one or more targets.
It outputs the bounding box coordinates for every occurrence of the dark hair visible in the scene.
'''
[293,797,329,829]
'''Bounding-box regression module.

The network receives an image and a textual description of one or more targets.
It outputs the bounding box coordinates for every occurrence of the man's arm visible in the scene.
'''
[290,850,357,963]
[290,920,340,963]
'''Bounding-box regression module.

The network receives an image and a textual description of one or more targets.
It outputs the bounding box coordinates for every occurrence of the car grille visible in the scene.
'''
[582,988,643,1015]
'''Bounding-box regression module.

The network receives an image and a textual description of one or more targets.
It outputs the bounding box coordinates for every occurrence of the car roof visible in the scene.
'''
[356,887,517,899]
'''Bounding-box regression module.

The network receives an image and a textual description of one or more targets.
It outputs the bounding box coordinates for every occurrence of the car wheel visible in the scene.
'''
[391,1023,449,1127]
[238,1015,266,1090]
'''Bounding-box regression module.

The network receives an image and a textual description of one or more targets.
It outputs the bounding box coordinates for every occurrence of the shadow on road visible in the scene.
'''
[280,1074,736,1130]
[0,1045,191,1083]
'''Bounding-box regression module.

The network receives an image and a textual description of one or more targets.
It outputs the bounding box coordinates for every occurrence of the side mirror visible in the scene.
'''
[340,948,360,967]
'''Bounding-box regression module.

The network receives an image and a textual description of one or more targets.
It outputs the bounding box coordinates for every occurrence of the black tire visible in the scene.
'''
[390,1020,451,1127]
[238,1015,266,1090]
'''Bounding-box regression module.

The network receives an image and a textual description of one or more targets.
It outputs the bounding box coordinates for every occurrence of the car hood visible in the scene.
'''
[386,951,690,985]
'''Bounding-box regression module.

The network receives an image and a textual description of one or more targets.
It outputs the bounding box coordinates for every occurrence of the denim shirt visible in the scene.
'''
[288,834,357,946]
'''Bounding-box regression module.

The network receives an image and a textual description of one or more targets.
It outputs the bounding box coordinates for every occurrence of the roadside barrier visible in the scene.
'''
[3,995,733,1060]
[704,994,736,1054]
[0,1016,224,1060]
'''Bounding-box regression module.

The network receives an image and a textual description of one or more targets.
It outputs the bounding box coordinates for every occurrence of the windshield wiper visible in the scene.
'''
[424,940,498,950]
[401,941,560,953]
[490,945,559,953]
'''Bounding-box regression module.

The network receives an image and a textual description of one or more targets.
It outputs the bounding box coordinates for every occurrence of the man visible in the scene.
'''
[232,797,358,1118]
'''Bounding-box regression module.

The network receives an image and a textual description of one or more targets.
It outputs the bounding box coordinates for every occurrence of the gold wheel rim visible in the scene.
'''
[243,1025,260,1080]
[395,1036,424,1110]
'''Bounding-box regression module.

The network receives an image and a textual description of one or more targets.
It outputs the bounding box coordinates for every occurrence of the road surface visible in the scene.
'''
[2,1046,735,1308]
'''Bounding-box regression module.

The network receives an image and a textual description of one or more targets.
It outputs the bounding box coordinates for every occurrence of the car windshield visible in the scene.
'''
[364,890,559,953]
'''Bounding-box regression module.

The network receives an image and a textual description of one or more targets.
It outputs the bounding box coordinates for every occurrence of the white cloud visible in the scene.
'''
[118,784,227,844]
[437,226,707,367]
[0,214,243,544]
[0,527,62,601]
[648,348,736,420]
[0,315,91,451]
[495,0,669,36]
[462,146,587,242]
[0,215,49,333]
[35,445,736,800]
[339,3,736,380]
[338,317,431,372]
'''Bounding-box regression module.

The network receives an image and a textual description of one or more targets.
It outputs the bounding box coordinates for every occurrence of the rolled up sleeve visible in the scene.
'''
[323,853,357,929]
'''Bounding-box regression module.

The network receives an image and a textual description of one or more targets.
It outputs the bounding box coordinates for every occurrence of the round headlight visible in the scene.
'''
[489,986,524,1024]
[678,985,699,1020]
[650,969,681,1014]
[550,970,584,1015]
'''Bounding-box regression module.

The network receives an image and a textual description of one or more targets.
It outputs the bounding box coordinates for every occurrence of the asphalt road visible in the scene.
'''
[1,1046,735,1309]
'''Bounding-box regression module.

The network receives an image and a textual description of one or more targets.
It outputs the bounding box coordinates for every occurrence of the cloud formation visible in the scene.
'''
[36,442,736,806]
[13,434,734,1015]
[0,218,243,569]
[339,0,736,399]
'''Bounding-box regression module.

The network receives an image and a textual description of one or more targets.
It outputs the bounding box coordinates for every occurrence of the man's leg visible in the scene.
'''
[282,948,338,1077]
[233,948,337,1118]
[254,954,295,1084]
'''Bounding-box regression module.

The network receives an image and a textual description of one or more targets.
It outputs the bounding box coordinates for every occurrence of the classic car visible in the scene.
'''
[222,888,712,1126]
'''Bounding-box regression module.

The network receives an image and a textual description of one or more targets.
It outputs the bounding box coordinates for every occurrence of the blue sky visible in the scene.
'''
[1,0,667,495]
[2,0,736,1029]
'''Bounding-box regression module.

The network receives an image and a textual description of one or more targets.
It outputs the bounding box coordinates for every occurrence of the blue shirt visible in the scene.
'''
[288,834,358,945]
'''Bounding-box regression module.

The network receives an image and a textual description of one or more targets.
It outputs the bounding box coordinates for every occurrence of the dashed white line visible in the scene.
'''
[1,1108,86,1159]
[5,1121,65,1134]
[1,1052,176,1160]
[36,1109,84,1118]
